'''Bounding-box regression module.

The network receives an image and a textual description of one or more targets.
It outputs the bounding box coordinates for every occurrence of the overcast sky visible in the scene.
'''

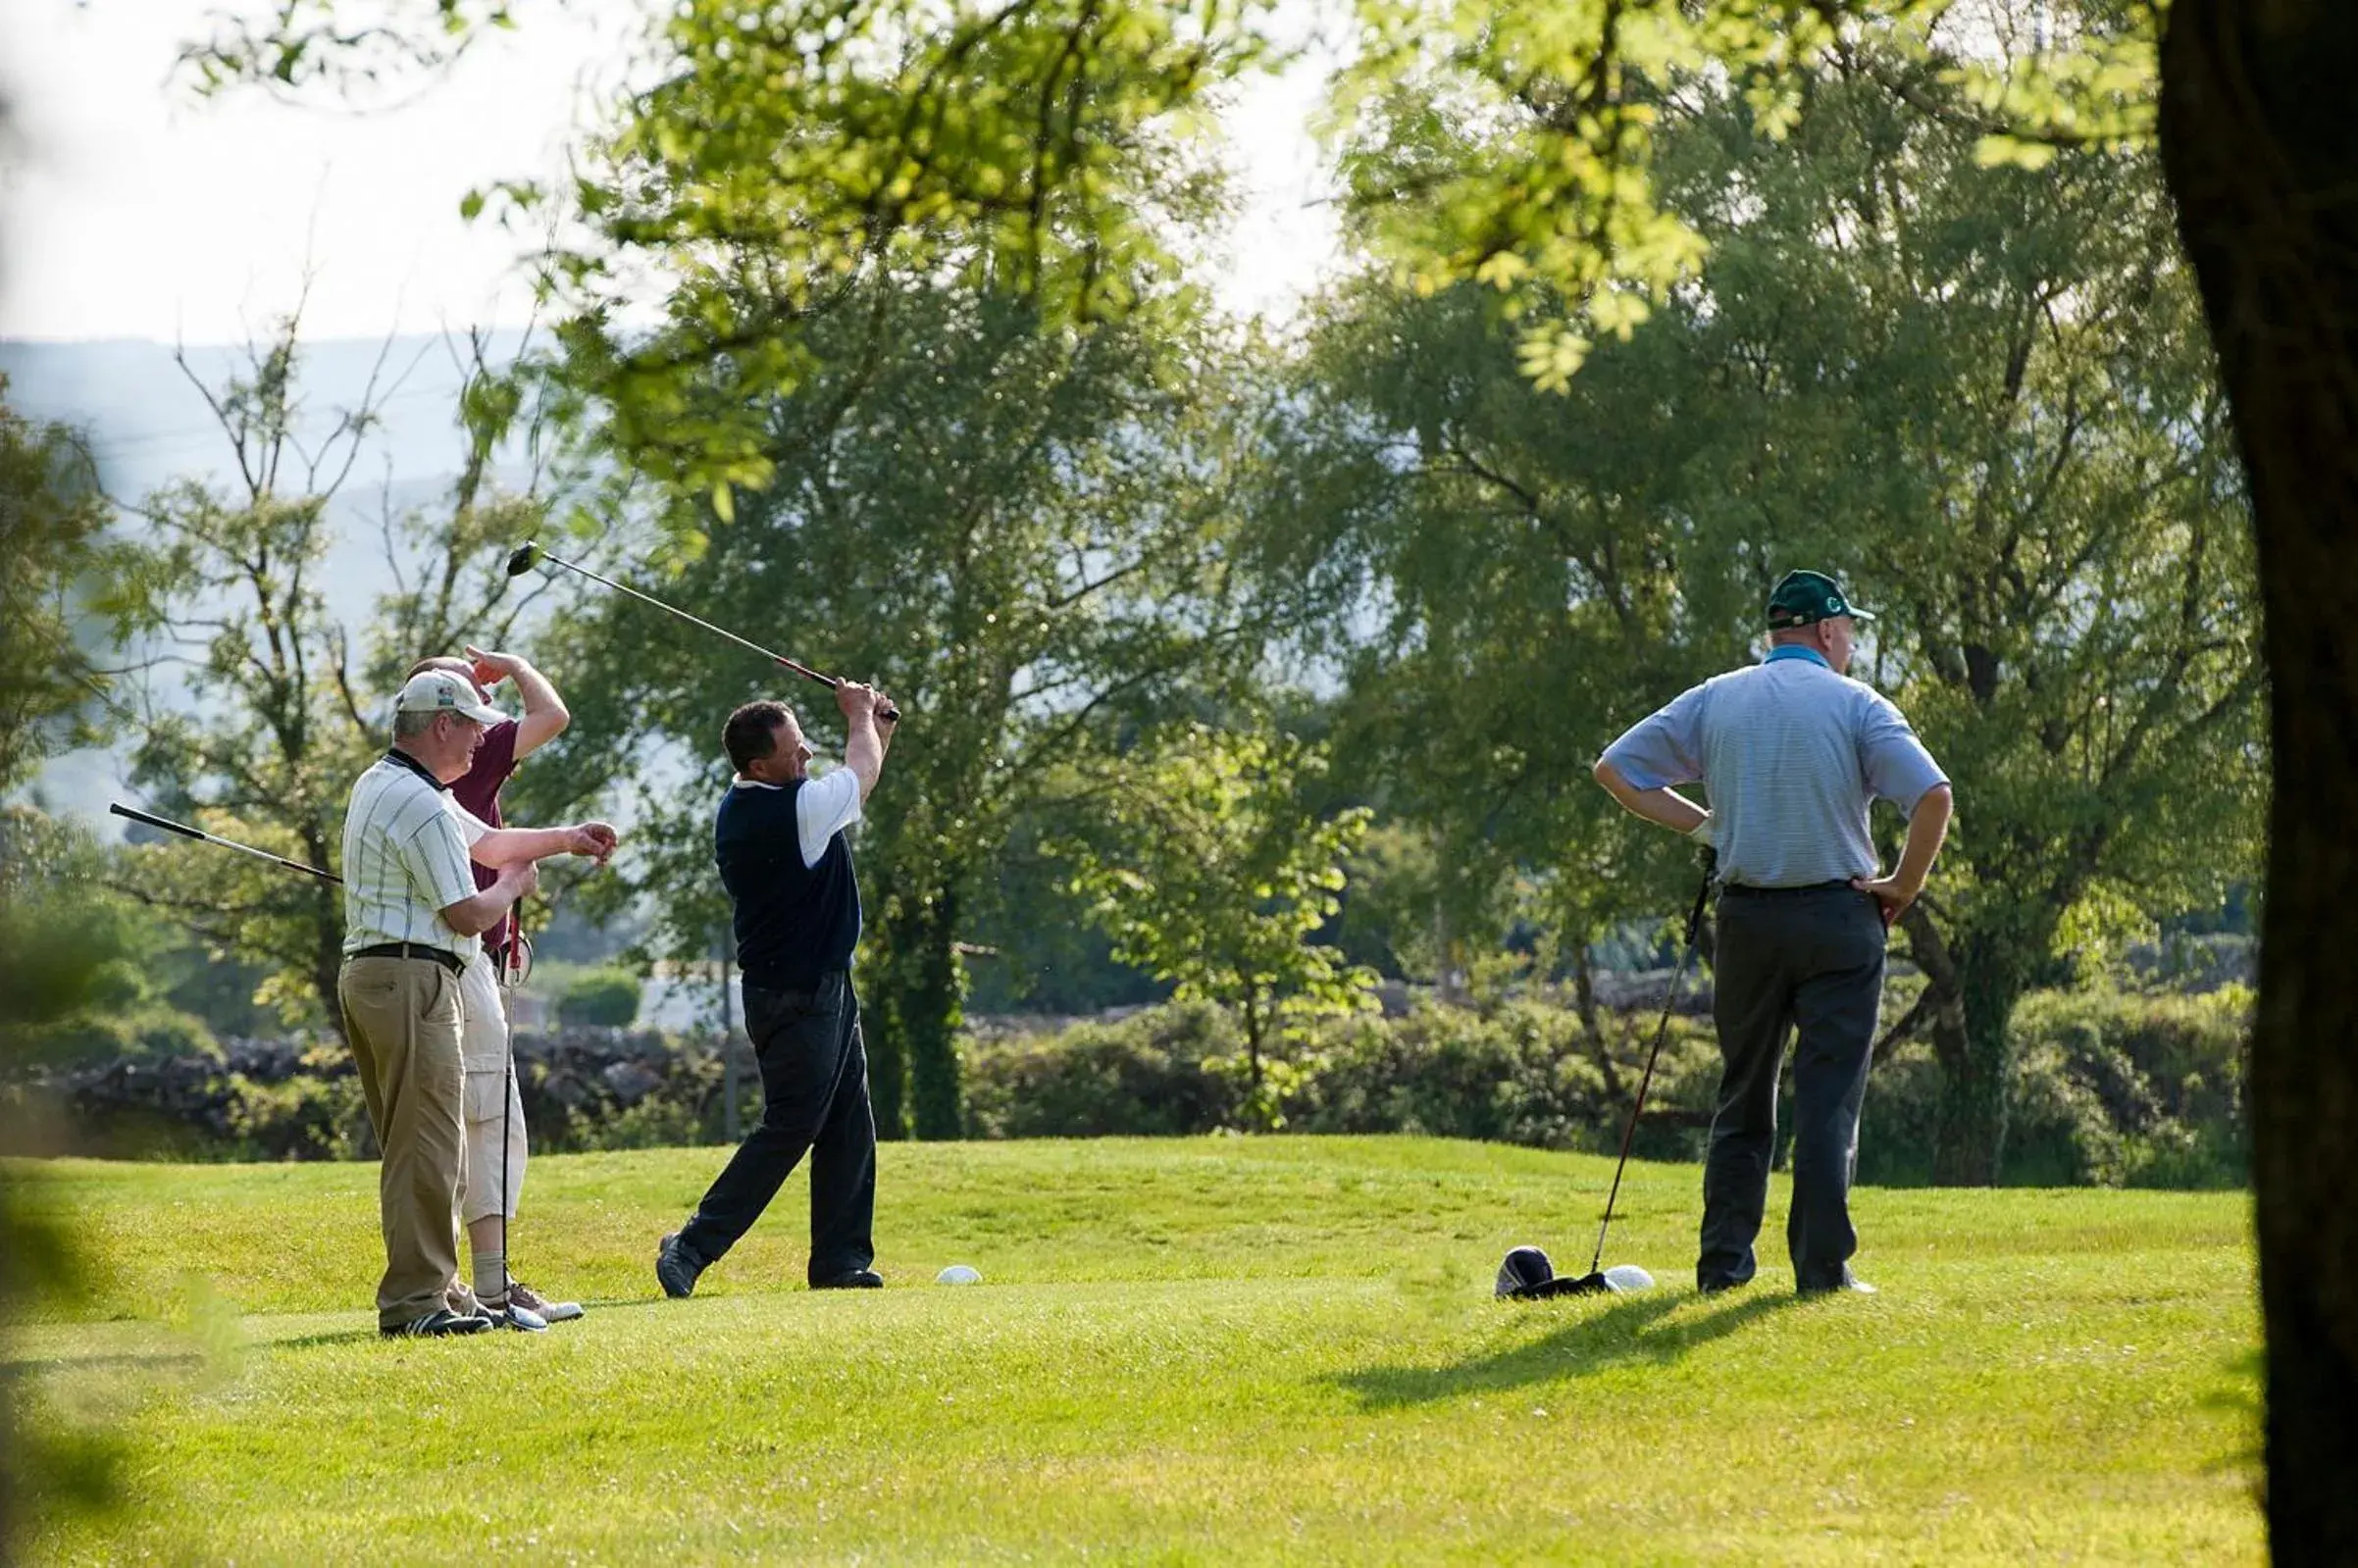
[0,0,1340,345]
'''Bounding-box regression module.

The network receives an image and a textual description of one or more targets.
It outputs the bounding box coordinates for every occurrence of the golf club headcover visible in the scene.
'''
[1495,1245,1557,1299]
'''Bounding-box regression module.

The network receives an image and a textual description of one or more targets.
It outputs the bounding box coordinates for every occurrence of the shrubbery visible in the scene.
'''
[964,986,2249,1189]
[556,968,643,1028]
[1856,986,2249,1188]
[4,986,2249,1188]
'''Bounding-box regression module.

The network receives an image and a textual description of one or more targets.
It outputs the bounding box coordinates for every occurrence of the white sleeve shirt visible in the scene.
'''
[794,766,863,868]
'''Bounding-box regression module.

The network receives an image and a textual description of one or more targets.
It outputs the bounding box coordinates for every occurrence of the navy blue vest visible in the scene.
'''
[714,780,862,989]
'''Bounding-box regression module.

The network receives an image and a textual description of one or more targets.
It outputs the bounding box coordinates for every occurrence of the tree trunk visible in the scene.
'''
[1927,966,2017,1186]
[870,872,968,1141]
[903,883,966,1141]
[311,887,346,1049]
[2160,3,2358,1553]
[1907,912,2028,1186]
[862,938,910,1142]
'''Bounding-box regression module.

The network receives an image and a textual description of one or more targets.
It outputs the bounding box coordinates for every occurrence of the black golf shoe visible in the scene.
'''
[811,1269,884,1290]
[656,1232,706,1299]
[1797,1268,1877,1297]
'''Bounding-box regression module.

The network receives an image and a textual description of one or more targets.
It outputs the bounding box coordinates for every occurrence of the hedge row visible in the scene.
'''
[3,987,2249,1189]
[959,986,2252,1189]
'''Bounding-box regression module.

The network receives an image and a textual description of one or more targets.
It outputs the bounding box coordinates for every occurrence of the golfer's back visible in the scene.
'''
[1605,650,1944,889]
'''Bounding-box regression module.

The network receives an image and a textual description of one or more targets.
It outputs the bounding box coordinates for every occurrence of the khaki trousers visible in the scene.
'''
[339,954,466,1329]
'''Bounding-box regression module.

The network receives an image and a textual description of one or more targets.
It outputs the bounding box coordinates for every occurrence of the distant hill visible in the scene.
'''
[0,332,531,507]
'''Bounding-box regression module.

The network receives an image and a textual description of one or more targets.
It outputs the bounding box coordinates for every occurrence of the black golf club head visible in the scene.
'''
[1496,1244,1556,1299]
[505,541,542,578]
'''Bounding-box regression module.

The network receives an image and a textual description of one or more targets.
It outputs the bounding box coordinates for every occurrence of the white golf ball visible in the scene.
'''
[1603,1264,1656,1292]
[936,1264,982,1286]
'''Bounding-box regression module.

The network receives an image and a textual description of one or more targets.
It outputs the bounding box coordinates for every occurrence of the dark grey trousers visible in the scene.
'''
[1698,885,1886,1292]
[681,971,876,1284]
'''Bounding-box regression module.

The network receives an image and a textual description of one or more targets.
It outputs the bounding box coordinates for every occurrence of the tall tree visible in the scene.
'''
[534,285,1288,1137]
[1662,55,2260,1181]
[113,317,567,1035]
[2158,1,2358,1553]
[1274,49,2261,1182]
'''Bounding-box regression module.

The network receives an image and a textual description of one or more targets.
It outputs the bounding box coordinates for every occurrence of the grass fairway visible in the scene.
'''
[10,1137,2259,1564]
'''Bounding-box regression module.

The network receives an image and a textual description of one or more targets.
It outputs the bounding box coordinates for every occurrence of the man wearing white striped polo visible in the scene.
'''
[339,668,617,1338]
[1595,570,1953,1297]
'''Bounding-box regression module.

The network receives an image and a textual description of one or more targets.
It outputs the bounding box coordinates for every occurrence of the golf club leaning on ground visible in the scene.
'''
[1499,850,1717,1300]
[506,540,901,723]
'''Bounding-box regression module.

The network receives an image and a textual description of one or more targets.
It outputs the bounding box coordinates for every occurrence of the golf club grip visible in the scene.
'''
[774,657,902,724]
[110,802,206,841]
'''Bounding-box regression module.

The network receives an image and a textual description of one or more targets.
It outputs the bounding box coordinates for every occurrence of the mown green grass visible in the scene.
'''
[9,1138,2260,1564]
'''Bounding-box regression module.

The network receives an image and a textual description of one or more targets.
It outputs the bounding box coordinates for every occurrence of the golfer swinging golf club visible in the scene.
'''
[1592,570,1952,1296]
[655,680,897,1298]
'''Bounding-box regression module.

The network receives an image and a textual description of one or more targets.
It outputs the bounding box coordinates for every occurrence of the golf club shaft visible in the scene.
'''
[524,545,898,720]
[109,802,343,885]
[1587,861,1717,1277]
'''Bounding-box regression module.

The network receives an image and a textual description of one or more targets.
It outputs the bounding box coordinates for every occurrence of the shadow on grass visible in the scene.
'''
[1333,1290,1798,1409]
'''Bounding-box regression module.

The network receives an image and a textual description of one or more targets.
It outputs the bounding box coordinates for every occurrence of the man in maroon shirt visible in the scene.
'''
[407,645,583,1324]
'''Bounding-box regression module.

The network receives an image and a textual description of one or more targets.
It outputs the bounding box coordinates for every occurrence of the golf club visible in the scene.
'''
[1501,849,1716,1300]
[109,803,342,884]
[506,540,900,723]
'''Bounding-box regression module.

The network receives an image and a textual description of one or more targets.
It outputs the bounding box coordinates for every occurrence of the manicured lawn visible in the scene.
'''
[9,1138,2260,1563]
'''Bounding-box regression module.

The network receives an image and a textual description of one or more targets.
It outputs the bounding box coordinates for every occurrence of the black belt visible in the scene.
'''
[743,970,847,1007]
[1719,880,1856,898]
[349,941,466,976]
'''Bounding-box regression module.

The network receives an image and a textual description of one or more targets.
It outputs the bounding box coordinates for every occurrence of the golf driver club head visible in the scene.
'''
[1496,1245,1657,1300]
[1496,1244,1556,1299]
[505,541,542,578]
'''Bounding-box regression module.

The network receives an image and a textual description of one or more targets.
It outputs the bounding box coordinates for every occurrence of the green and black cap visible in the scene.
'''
[1766,569,1877,631]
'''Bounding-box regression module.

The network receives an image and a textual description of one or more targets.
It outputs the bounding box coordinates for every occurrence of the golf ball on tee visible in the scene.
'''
[937,1264,982,1286]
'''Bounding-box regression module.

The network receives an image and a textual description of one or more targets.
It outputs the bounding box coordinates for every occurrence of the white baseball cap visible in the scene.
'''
[393,668,506,727]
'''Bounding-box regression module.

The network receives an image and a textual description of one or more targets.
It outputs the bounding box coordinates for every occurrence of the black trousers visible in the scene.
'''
[1698,885,1886,1292]
[681,971,876,1284]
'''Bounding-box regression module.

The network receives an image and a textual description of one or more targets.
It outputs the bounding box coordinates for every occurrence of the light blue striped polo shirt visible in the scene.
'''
[1601,646,1949,888]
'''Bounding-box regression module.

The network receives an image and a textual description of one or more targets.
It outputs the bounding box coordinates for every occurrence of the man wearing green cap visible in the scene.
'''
[1593,570,1953,1295]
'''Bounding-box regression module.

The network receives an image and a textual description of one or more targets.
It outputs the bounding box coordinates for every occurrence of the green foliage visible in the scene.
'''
[1051,725,1377,1116]
[960,1001,1244,1138]
[522,0,1270,500]
[531,282,1292,1139]
[181,1,2167,404]
[177,0,526,95]
[555,966,642,1027]
[0,377,151,793]
[107,319,570,1036]
[1860,984,2250,1189]
[962,995,1720,1149]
